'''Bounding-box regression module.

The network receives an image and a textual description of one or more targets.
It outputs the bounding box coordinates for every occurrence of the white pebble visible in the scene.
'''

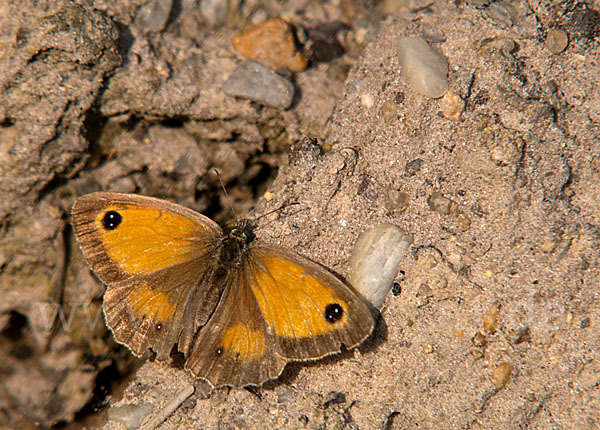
[108,403,154,430]
[397,36,448,98]
[348,224,412,308]
[360,93,375,108]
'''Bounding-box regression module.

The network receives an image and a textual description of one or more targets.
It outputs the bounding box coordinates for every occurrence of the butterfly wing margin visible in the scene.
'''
[71,192,224,360]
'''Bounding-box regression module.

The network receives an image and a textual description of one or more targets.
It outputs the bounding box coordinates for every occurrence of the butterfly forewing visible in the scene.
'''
[248,247,375,360]
[72,192,224,360]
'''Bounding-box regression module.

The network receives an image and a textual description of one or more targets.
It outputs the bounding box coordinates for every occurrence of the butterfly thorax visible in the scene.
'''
[217,220,256,269]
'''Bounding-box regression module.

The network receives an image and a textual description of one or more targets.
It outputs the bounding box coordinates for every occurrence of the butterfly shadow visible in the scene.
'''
[262,310,388,390]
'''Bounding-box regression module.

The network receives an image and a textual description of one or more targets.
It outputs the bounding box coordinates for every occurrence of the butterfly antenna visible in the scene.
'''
[214,168,238,221]
[253,199,300,223]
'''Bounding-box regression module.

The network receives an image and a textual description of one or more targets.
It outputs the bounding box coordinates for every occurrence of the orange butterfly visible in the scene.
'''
[71,192,374,387]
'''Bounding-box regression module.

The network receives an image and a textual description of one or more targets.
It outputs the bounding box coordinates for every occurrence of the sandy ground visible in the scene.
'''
[0,0,599,429]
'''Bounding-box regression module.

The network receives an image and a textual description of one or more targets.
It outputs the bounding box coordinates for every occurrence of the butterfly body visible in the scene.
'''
[72,192,374,387]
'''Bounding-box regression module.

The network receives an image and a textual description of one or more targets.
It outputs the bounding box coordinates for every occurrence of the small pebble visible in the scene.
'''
[233,17,308,72]
[380,99,399,124]
[429,275,447,290]
[404,159,422,176]
[540,239,557,253]
[427,191,459,216]
[485,1,514,28]
[479,37,516,57]
[580,317,591,329]
[511,326,530,344]
[277,386,295,403]
[423,344,434,354]
[449,253,465,268]
[416,283,432,307]
[440,91,465,121]
[263,191,274,201]
[472,331,487,347]
[421,27,446,43]
[354,27,369,45]
[491,362,513,388]
[545,28,568,54]
[416,283,432,297]
[108,403,154,430]
[348,224,413,308]
[481,125,523,167]
[223,61,295,109]
[490,138,521,166]
[472,348,485,359]
[200,0,230,27]
[397,36,448,98]
[377,0,409,15]
[323,391,346,408]
[483,304,499,334]
[134,0,173,33]
[456,213,471,231]
[360,93,375,108]
[384,189,409,213]
[566,311,573,325]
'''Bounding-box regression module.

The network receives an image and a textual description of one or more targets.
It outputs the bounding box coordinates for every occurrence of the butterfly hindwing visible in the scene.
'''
[185,246,374,387]
[185,269,287,387]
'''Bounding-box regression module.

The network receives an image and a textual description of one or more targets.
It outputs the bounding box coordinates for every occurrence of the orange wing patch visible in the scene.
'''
[95,205,202,275]
[128,282,175,322]
[251,252,349,339]
[220,323,266,360]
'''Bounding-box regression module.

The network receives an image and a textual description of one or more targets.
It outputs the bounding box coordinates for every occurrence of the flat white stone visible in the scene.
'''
[397,36,448,98]
[348,224,412,308]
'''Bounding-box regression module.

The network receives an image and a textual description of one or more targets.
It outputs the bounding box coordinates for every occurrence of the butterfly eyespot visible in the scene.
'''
[324,303,344,323]
[216,347,223,356]
[155,323,163,331]
[102,211,122,230]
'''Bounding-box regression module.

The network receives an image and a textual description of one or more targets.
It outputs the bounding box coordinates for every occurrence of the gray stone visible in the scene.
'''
[134,0,173,33]
[223,61,295,109]
[200,0,230,27]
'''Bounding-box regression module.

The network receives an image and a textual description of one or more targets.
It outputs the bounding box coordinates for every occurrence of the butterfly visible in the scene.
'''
[71,192,375,388]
